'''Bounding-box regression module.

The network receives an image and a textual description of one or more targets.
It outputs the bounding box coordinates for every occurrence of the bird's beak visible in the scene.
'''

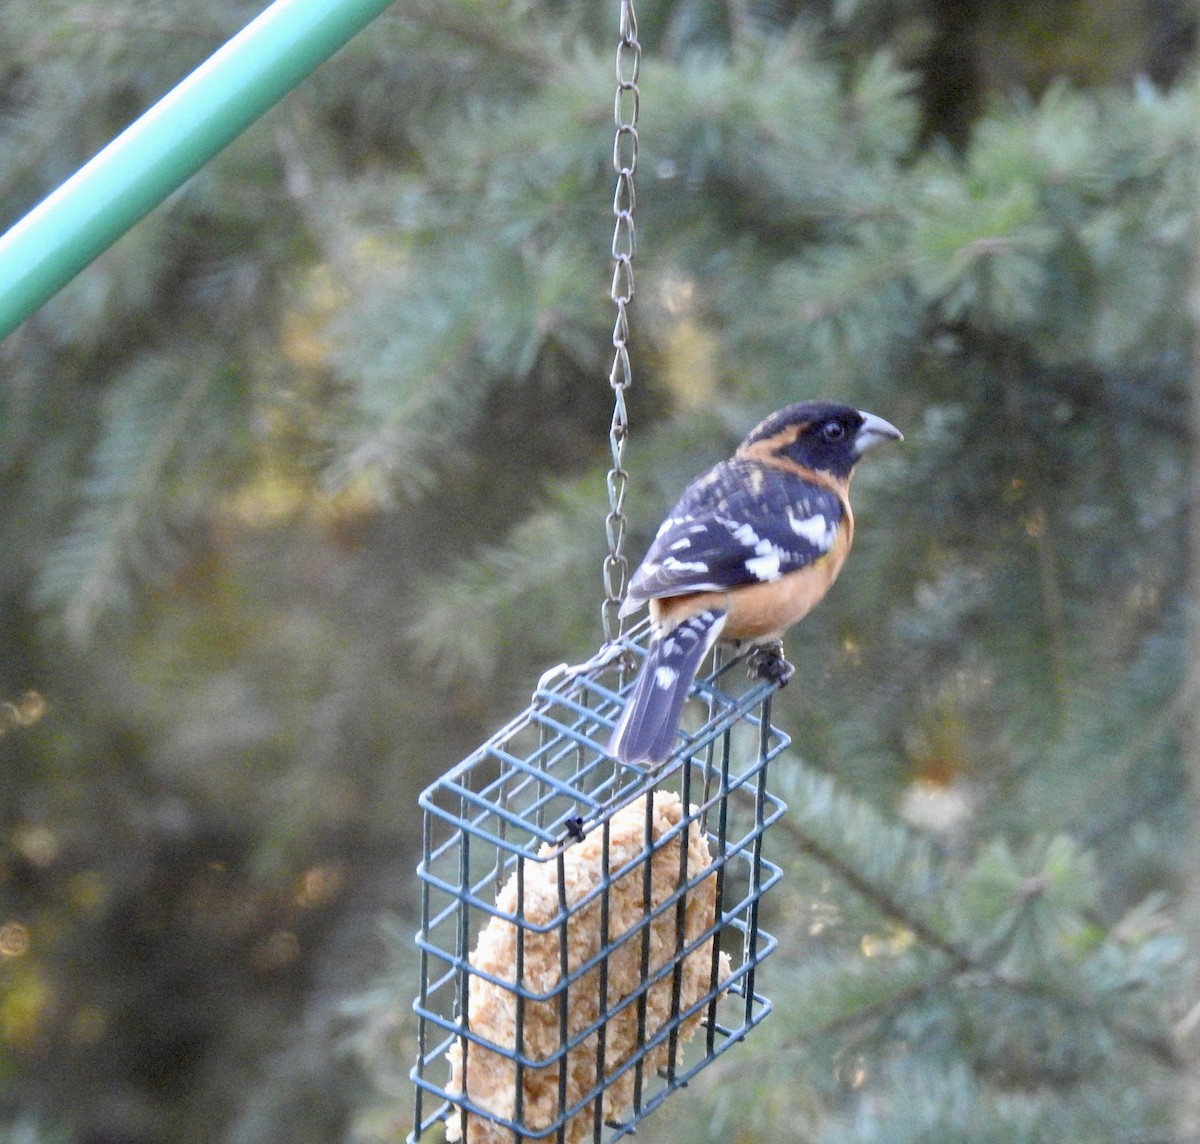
[854,411,903,456]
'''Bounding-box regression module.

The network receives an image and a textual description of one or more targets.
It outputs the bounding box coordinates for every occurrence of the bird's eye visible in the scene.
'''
[820,420,846,444]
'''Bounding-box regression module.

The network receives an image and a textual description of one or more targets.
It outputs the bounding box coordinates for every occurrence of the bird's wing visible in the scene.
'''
[621,459,845,612]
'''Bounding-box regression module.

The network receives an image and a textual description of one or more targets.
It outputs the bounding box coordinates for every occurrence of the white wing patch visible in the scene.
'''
[661,556,709,574]
[788,508,837,551]
[730,522,761,547]
[745,551,783,580]
[737,515,794,580]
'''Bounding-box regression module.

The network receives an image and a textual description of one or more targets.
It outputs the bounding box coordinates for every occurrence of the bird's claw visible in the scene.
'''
[747,641,794,687]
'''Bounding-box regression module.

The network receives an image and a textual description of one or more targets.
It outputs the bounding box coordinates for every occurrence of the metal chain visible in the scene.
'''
[602,0,640,642]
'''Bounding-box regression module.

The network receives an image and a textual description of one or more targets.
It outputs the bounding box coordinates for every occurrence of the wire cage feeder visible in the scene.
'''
[409,618,788,1144]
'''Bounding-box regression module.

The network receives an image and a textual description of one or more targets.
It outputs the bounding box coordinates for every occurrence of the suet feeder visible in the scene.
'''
[409,620,787,1143]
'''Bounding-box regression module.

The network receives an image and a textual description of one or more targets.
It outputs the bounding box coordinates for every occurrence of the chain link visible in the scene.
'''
[602,0,641,642]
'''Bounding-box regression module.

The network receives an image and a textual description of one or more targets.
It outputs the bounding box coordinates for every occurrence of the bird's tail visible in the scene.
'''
[609,608,727,766]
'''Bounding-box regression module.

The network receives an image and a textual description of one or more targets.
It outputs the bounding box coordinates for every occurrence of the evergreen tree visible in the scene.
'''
[0,2,1197,1143]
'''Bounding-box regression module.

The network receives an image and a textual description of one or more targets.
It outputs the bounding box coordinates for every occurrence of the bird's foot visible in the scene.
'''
[746,640,794,687]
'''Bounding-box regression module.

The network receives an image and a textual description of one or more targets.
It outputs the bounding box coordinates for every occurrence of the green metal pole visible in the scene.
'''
[0,0,395,341]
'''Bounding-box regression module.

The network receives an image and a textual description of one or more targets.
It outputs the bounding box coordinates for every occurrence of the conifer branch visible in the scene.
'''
[783,805,1185,1069]
[399,2,564,79]
[782,817,970,969]
[41,361,214,644]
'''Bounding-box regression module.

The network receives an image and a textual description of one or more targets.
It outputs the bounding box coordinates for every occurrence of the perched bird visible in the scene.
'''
[609,400,902,767]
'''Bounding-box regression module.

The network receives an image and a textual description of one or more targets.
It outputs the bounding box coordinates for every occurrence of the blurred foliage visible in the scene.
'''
[0,0,1198,1142]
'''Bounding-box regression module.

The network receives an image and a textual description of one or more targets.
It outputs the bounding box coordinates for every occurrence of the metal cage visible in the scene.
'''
[410,619,788,1144]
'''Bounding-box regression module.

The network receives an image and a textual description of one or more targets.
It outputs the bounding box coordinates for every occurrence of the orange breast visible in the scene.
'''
[722,538,848,641]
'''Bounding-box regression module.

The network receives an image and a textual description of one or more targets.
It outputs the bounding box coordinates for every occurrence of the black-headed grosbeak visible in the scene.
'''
[609,400,902,766]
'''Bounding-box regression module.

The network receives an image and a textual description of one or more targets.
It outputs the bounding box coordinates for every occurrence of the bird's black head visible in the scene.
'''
[738,400,903,481]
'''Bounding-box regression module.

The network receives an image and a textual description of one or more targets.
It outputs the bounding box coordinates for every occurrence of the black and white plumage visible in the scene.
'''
[609,400,902,767]
[621,463,846,605]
